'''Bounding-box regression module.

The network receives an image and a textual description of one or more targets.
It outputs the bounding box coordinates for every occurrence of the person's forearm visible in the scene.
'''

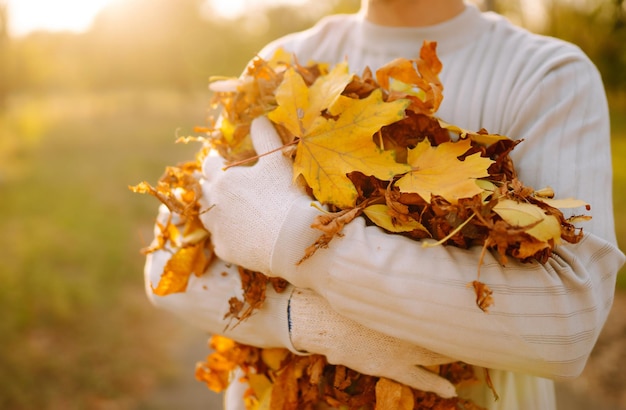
[144,206,295,351]
[276,213,622,378]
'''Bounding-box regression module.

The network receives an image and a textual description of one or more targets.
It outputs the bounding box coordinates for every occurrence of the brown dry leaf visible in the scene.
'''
[513,239,552,262]
[224,269,270,325]
[469,280,494,313]
[270,356,307,410]
[299,206,364,264]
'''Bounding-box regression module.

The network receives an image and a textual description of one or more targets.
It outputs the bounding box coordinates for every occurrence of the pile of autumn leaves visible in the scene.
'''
[132,41,590,410]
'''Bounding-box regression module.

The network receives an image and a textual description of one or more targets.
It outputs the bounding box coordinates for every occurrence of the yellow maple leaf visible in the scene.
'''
[267,65,410,208]
[294,90,411,208]
[268,62,353,137]
[396,138,494,204]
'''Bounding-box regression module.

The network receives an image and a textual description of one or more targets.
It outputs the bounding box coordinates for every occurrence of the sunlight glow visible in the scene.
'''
[206,0,309,19]
[6,0,115,37]
[5,0,311,37]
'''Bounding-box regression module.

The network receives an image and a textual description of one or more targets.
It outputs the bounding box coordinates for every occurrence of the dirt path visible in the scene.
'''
[141,291,626,410]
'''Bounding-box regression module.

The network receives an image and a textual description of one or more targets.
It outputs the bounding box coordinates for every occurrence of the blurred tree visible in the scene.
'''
[480,0,626,92]
[542,0,626,90]
[3,0,625,95]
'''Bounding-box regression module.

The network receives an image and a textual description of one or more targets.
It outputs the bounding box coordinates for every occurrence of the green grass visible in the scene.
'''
[0,90,207,409]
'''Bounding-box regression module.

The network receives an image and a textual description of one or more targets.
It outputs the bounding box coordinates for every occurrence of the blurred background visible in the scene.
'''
[0,0,624,409]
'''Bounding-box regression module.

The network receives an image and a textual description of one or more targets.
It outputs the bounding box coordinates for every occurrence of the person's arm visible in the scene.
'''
[199,52,625,381]
[144,206,458,397]
[144,205,293,349]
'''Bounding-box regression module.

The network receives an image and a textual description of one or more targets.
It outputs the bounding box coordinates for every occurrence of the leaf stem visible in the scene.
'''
[421,212,477,248]
[222,139,299,170]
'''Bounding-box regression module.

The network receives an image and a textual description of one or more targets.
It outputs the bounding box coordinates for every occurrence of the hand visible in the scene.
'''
[289,288,457,398]
[144,206,295,350]
[200,116,313,275]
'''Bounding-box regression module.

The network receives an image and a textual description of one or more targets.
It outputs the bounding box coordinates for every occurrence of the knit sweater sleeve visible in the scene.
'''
[269,34,626,380]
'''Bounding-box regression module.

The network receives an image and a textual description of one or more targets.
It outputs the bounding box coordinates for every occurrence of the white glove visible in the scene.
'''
[289,288,457,398]
[144,206,296,350]
[200,116,315,275]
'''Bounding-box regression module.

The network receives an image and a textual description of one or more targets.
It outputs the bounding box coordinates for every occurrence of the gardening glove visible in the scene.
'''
[289,288,458,399]
[144,205,296,351]
[200,116,320,276]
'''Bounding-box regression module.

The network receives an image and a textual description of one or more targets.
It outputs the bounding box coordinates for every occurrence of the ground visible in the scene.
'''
[140,291,626,410]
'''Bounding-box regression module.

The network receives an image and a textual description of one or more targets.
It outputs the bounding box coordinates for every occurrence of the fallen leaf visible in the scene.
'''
[438,119,509,146]
[375,378,414,410]
[534,196,590,210]
[151,239,211,296]
[396,138,494,204]
[364,204,429,234]
[268,63,352,137]
[493,199,562,244]
[294,89,411,208]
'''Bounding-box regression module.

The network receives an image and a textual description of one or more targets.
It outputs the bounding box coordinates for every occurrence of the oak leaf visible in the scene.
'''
[396,138,494,204]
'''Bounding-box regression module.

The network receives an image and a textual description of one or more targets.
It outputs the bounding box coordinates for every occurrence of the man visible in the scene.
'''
[145,1,626,408]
